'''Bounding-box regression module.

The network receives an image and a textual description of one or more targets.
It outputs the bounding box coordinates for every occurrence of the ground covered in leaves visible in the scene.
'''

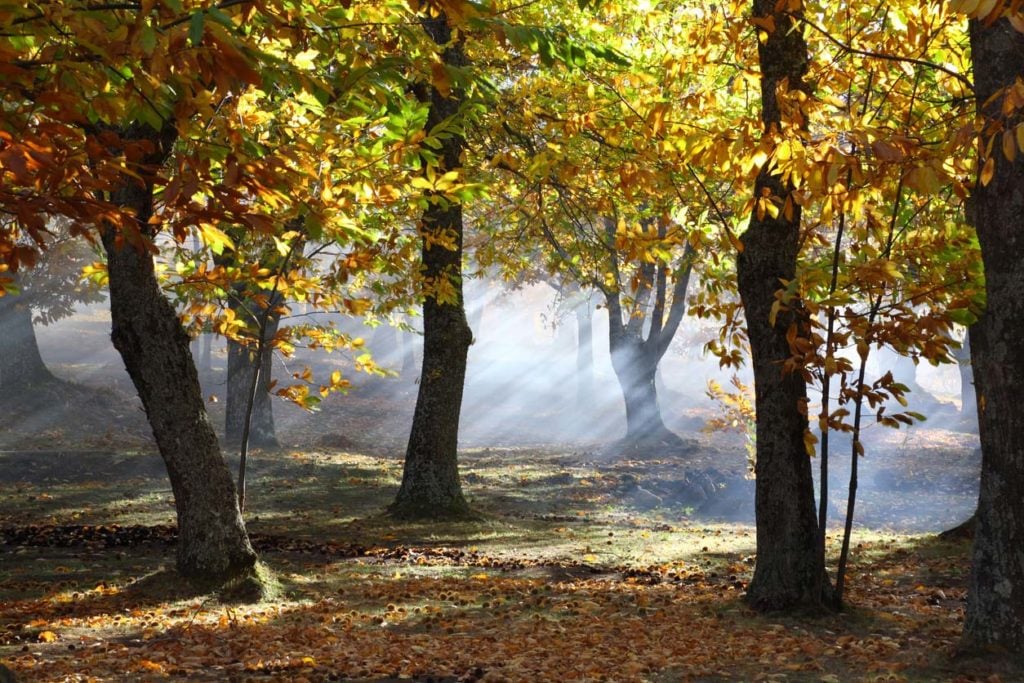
[0,438,1013,682]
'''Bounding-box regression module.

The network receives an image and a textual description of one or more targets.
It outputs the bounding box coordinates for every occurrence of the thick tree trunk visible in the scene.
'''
[575,300,594,410]
[738,0,832,611]
[391,15,473,520]
[963,16,1024,653]
[101,126,256,587]
[0,280,55,390]
[225,307,280,449]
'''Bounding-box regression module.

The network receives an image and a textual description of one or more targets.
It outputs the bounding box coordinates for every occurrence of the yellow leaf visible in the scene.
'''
[949,0,980,15]
[768,299,781,327]
[301,656,316,667]
[1003,130,1017,162]
[981,156,996,186]
[1016,124,1024,154]
[803,429,818,457]
[38,630,58,643]
[729,229,745,253]
[198,223,235,255]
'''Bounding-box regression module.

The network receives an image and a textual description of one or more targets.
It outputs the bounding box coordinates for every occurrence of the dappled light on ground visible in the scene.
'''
[0,532,974,681]
[0,444,1006,681]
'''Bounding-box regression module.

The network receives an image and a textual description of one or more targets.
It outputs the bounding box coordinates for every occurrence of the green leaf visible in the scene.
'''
[139,24,157,55]
[189,11,205,47]
[207,7,235,28]
[947,308,978,326]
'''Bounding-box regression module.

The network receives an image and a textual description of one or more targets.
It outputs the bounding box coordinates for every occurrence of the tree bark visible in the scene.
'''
[101,125,257,587]
[962,16,1024,654]
[225,305,280,449]
[390,15,473,520]
[738,0,832,611]
[0,276,55,391]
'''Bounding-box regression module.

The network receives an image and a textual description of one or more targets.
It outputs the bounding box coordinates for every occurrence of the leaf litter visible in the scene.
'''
[0,433,1013,681]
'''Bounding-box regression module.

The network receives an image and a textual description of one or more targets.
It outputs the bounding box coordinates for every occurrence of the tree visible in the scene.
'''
[0,236,103,392]
[482,70,700,448]
[390,12,475,520]
[604,219,694,449]
[100,124,258,588]
[225,299,281,449]
[0,271,56,391]
[961,8,1024,654]
[736,0,832,611]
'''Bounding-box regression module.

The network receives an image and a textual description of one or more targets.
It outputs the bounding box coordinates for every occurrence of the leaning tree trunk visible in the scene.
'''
[390,14,473,520]
[737,0,832,611]
[962,15,1024,653]
[0,278,55,391]
[225,303,280,449]
[101,125,256,587]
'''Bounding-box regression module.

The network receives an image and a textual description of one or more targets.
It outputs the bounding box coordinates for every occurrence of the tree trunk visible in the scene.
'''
[602,224,693,449]
[953,332,976,422]
[390,15,473,520]
[575,299,594,410]
[400,327,420,379]
[101,125,257,588]
[609,336,676,445]
[962,16,1024,653]
[225,306,280,449]
[199,332,213,374]
[737,0,832,611]
[0,278,55,391]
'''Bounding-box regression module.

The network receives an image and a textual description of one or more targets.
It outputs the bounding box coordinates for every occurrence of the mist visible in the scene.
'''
[11,275,980,534]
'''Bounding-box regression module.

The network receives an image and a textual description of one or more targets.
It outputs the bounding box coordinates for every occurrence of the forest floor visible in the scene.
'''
[0,342,1005,682]
[0,418,1013,681]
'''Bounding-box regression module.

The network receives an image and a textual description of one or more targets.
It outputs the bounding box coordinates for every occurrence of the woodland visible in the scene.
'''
[1,0,1024,680]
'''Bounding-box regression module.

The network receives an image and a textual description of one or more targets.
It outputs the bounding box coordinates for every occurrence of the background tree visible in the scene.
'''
[0,270,55,391]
